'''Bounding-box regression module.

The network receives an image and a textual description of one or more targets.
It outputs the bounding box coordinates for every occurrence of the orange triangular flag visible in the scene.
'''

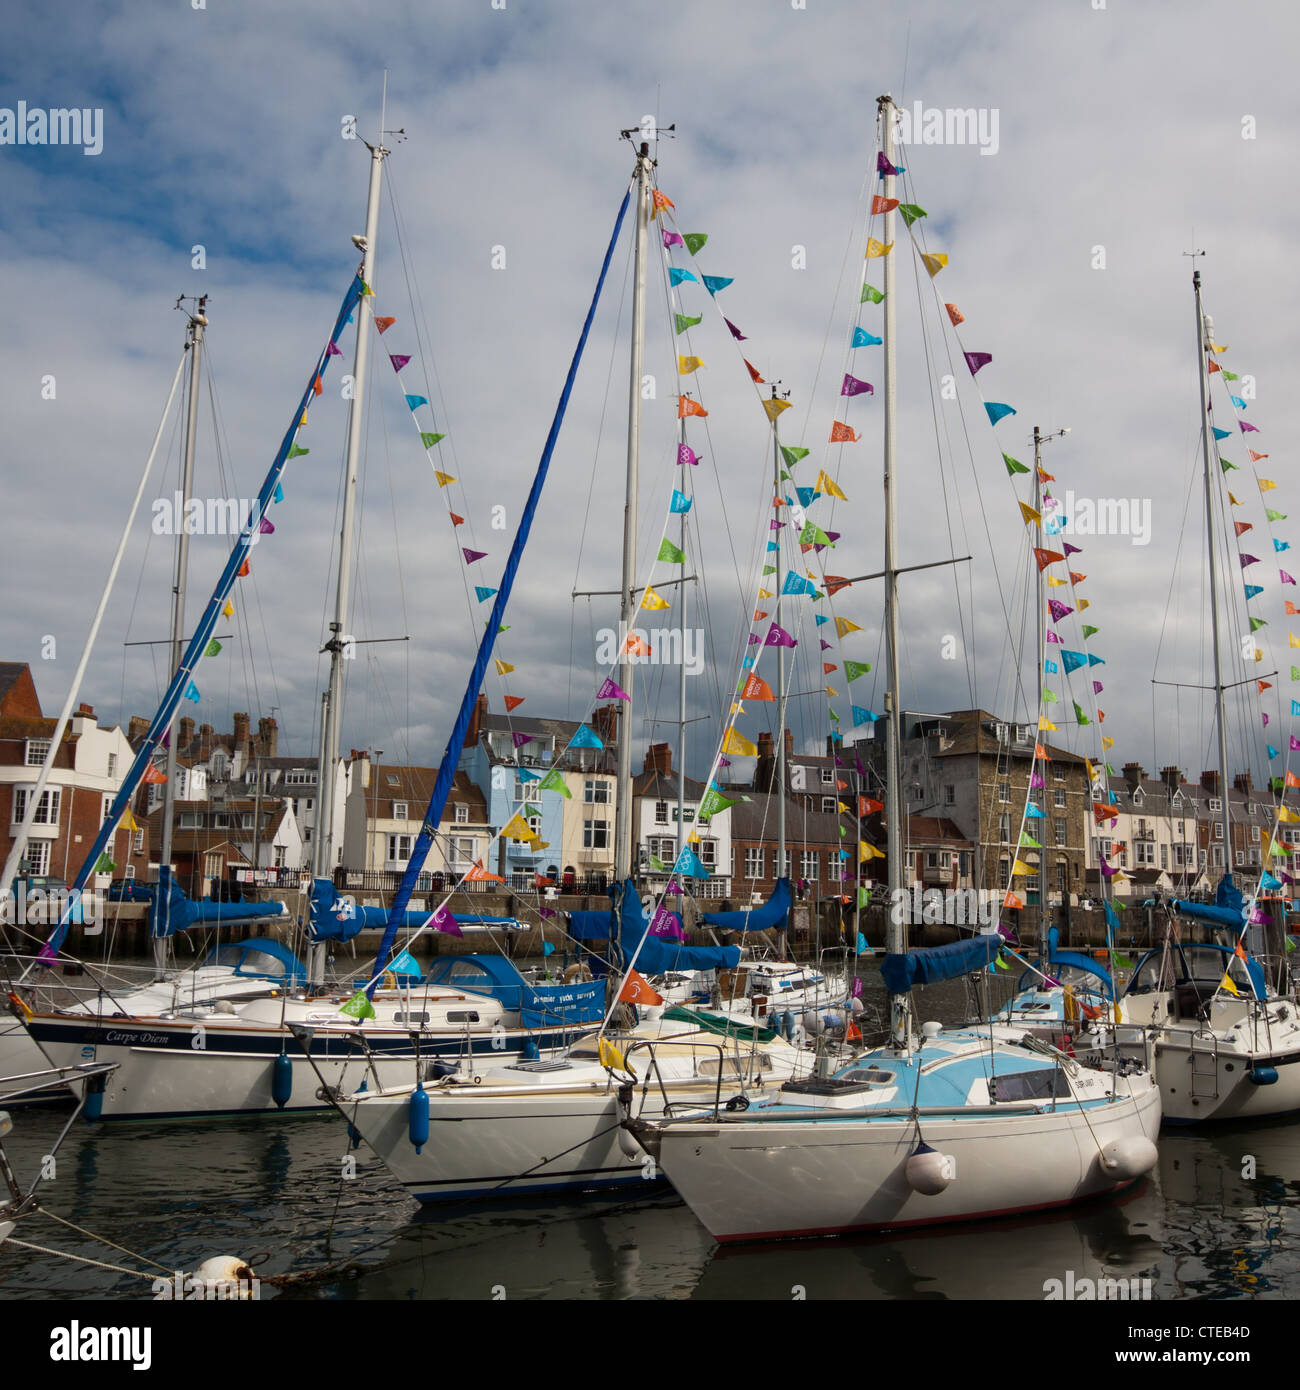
[238,559,250,578]
[312,375,323,397]
[945,303,964,325]
[1034,743,1051,760]
[1235,521,1253,536]
[871,195,899,214]
[830,421,858,443]
[375,316,396,334]
[825,575,852,596]
[1003,891,1024,910]
[450,512,465,526]
[1033,548,1064,571]
[678,397,708,419]
[1208,359,1221,373]
[745,359,765,383]
[823,662,837,674]
[1258,680,1272,693]
[618,969,664,1006]
[1287,771,1300,790]
[1249,450,1269,462]
[503,695,525,712]
[465,860,506,883]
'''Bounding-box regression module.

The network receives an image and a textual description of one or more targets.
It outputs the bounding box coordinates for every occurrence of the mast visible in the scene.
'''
[1194,269,1233,873]
[878,94,906,1042]
[156,297,207,964]
[676,412,687,873]
[614,141,652,884]
[309,135,387,987]
[772,386,787,896]
[1033,425,1047,948]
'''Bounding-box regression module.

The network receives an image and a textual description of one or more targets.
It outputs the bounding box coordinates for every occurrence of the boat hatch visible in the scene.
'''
[988,1069,1070,1103]
[781,1075,881,1097]
[504,1060,573,1073]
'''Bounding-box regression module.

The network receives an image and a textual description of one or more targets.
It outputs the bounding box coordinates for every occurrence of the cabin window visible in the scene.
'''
[990,1069,1070,1102]
[394,1011,430,1024]
[447,1010,481,1023]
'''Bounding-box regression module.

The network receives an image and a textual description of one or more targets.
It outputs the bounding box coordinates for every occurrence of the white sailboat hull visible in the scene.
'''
[649,1080,1162,1243]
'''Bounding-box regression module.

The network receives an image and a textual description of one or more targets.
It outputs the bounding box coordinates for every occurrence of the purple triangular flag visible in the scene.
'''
[765,623,797,648]
[258,516,274,535]
[663,230,683,249]
[678,443,699,467]
[427,903,463,937]
[596,677,630,701]
[1240,553,1259,568]
[841,373,873,397]
[876,152,899,175]
[463,548,487,564]
[1241,421,1260,433]
[964,351,992,376]
[725,318,747,341]
[1093,680,1103,694]
[1063,542,1082,556]
[389,354,411,372]
[326,341,342,356]
[1048,599,1072,622]
[37,941,57,962]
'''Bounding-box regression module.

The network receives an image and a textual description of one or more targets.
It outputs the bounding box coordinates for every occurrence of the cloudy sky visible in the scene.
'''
[2,0,1296,798]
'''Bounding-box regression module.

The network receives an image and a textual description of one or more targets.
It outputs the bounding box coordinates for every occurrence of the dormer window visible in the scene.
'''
[1209,797,1222,814]
[1132,787,1144,805]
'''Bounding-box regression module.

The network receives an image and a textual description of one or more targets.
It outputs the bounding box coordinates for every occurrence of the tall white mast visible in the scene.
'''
[613,141,651,883]
[878,94,906,1043]
[156,298,207,966]
[1194,268,1233,868]
[772,388,787,894]
[309,133,387,986]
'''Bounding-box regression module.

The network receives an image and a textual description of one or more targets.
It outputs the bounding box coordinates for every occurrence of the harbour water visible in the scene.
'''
[4,968,1298,1302]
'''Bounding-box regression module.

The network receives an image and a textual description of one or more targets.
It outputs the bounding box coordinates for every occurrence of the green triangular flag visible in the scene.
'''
[339,989,376,1020]
[828,708,840,723]
[93,852,116,873]
[539,769,571,798]
[995,952,1012,971]
[699,786,741,818]
[657,537,686,564]
[204,638,222,658]
[762,564,776,575]
[1082,624,1099,638]
[799,521,831,546]
[898,203,927,226]
[1250,616,1267,631]
[674,313,702,334]
[1018,832,1042,849]
[1104,762,1117,776]
[683,233,708,255]
[1113,952,1136,969]
[288,444,309,458]
[858,886,871,909]
[1287,936,1297,955]
[1222,369,1239,382]
[844,660,871,681]
[1042,688,1058,703]
[781,446,810,468]
[649,854,666,872]
[1266,509,1287,523]
[1073,701,1090,726]
[1292,666,1300,681]
[861,283,885,304]
[485,622,509,632]
[420,432,445,448]
[1003,453,1029,476]
[1220,458,1238,473]
[779,469,792,481]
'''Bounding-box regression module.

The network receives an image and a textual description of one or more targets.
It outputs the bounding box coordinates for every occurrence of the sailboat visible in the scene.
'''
[1088,266,1300,1124]
[620,94,1160,1242]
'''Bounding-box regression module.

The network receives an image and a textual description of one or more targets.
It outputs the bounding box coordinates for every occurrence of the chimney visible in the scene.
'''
[128,715,150,745]
[1161,765,1182,794]
[257,716,278,758]
[643,743,673,777]
[78,702,94,717]
[1234,772,1253,794]
[592,703,620,752]
[199,723,214,759]
[757,732,775,759]
[179,716,195,748]
[233,712,250,757]
[467,692,488,747]
[1123,762,1144,792]
[784,729,794,758]
[1200,770,1220,794]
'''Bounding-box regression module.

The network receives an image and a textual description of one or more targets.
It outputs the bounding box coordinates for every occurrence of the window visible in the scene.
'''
[1214,823,1223,840]
[1054,789,1066,808]
[998,857,1010,890]
[1054,817,1067,845]
[776,850,792,878]
[1137,841,1155,866]
[284,770,313,786]
[25,739,51,767]
[386,774,400,787]
[821,768,834,786]
[944,784,956,806]
[133,829,144,854]
[515,779,541,805]
[1160,844,1168,870]
[655,800,668,825]
[101,794,113,827]
[388,834,413,864]
[584,819,610,850]
[449,836,476,870]
[1209,797,1222,813]
[997,781,1010,803]
[454,803,470,824]
[241,814,254,830]
[212,813,229,828]
[800,851,819,879]
[745,847,764,879]
[392,801,409,821]
[526,813,543,839]
[179,812,201,828]
[274,845,286,868]
[1251,825,1261,844]
[998,812,1011,842]
[22,841,50,875]
[1250,848,1261,866]
[1235,850,1245,866]
[1056,861,1067,892]
[584,779,610,804]
[698,839,718,867]
[13,786,60,825]
[203,851,223,878]
[1053,765,1065,781]
[1212,845,1224,868]
[107,752,118,779]
[822,797,837,814]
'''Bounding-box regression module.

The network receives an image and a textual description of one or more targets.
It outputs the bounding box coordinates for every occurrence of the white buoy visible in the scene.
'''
[1097,1136,1158,1181]
[617,1126,644,1160]
[193,1256,258,1298]
[905,1143,953,1195]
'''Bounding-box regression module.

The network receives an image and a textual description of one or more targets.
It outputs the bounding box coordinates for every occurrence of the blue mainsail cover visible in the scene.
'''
[148,867,285,939]
[568,909,615,942]
[519,981,605,1030]
[613,880,741,974]
[881,934,1001,995]
[699,878,792,933]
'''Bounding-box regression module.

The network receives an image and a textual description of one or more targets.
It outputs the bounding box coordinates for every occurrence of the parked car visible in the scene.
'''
[107,877,152,902]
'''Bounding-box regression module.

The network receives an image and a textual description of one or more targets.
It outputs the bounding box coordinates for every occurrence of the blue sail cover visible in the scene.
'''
[310,877,432,943]
[1172,873,1247,932]
[423,954,604,1026]
[881,933,1001,995]
[614,880,741,974]
[568,909,615,942]
[699,878,792,933]
[148,867,286,939]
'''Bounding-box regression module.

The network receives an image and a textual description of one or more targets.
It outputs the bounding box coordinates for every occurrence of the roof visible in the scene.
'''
[905,815,974,847]
[634,769,710,801]
[914,708,1088,766]
[364,766,488,823]
[728,793,844,848]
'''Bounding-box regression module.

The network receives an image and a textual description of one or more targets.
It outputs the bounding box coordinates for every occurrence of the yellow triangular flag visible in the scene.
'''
[826,686,839,697]
[222,600,234,619]
[1020,501,1041,525]
[758,588,774,599]
[434,471,456,487]
[640,586,670,611]
[1011,858,1033,876]
[501,813,539,844]
[1229,492,1241,506]
[722,728,757,757]
[920,252,948,277]
[495,659,514,674]
[1219,971,1239,997]
[120,811,140,832]
[678,356,705,374]
[1102,736,1114,750]
[865,239,893,259]
[835,617,862,637]
[859,840,885,861]
[1208,342,1228,354]
[1039,717,1057,731]
[814,469,848,501]
[763,399,793,421]
[1260,479,1277,493]
[598,1036,627,1071]
[1047,576,1067,587]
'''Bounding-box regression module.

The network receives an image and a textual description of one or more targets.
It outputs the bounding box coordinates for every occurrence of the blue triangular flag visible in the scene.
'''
[851,327,882,347]
[670,489,692,514]
[570,723,604,749]
[702,275,733,296]
[385,948,422,977]
[405,394,429,410]
[475,586,498,603]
